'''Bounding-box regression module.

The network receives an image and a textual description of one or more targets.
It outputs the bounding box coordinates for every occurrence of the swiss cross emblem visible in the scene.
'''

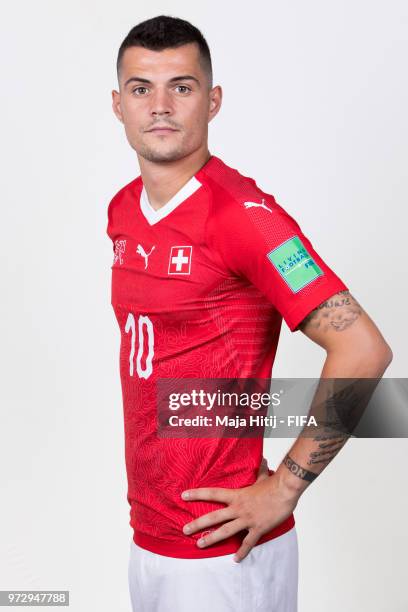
[168,246,192,275]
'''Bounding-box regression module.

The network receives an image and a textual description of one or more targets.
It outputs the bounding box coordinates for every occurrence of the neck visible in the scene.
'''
[138,145,211,211]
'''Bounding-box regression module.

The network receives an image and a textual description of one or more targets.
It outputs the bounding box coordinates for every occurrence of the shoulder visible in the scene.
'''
[108,175,141,209]
[106,175,141,240]
[107,175,141,225]
[199,156,293,233]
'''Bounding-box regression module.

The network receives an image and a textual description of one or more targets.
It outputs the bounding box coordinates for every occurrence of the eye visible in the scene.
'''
[174,85,191,94]
[132,86,149,95]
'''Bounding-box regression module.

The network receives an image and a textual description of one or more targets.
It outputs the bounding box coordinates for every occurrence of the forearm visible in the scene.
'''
[273,345,392,499]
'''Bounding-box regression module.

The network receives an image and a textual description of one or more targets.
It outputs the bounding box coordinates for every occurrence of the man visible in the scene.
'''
[107,15,392,612]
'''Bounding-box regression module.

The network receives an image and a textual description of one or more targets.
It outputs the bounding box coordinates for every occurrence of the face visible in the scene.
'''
[112,43,222,163]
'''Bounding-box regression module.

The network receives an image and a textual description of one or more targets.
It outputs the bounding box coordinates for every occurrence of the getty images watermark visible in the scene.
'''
[156,378,408,438]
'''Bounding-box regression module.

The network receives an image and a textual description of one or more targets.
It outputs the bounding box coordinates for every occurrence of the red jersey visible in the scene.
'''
[106,154,348,558]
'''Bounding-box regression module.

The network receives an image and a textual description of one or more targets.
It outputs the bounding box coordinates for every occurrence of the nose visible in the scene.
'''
[150,87,173,118]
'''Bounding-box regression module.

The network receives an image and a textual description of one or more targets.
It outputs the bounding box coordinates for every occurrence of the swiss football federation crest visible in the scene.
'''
[168,246,192,275]
[113,239,126,265]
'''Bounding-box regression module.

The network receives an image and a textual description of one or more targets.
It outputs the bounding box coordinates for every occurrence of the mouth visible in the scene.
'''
[146,127,179,135]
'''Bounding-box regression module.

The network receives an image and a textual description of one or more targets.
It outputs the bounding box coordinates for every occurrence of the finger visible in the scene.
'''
[183,507,236,535]
[196,518,246,548]
[233,531,260,563]
[181,487,235,504]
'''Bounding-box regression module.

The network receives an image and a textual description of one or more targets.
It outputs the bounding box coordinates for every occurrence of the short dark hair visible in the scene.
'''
[116,15,213,88]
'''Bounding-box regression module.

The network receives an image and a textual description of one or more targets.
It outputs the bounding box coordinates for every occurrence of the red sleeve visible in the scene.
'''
[206,193,349,332]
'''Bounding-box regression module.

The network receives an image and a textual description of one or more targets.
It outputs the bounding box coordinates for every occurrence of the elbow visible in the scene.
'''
[380,343,393,369]
[327,339,393,377]
[367,340,393,374]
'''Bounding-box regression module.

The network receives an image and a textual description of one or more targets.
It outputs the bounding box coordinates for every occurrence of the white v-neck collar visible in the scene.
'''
[140,175,202,226]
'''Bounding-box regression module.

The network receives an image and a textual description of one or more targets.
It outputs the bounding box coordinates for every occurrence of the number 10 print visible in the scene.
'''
[125,313,154,379]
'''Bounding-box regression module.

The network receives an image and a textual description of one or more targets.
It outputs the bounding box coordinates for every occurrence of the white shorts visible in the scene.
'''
[128,526,298,612]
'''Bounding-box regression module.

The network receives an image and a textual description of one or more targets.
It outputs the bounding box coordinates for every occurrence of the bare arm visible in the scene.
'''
[273,290,393,498]
[181,290,393,561]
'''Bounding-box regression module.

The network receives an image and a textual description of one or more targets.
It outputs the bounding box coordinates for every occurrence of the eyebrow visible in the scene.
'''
[123,75,201,88]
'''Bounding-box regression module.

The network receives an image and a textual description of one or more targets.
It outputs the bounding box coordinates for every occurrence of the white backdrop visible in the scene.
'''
[0,1,407,611]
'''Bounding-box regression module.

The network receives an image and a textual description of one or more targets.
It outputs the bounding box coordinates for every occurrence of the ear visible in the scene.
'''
[208,85,222,123]
[112,90,124,124]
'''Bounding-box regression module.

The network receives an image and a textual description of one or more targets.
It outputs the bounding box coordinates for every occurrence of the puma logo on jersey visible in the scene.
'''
[113,239,126,265]
[243,199,273,213]
[136,244,155,269]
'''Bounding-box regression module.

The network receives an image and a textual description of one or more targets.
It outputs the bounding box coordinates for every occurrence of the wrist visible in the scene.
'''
[273,463,309,501]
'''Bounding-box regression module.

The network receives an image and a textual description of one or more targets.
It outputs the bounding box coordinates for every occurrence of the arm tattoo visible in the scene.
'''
[303,383,354,469]
[306,438,347,465]
[299,290,362,332]
[285,380,375,482]
[304,380,375,469]
[283,453,318,482]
